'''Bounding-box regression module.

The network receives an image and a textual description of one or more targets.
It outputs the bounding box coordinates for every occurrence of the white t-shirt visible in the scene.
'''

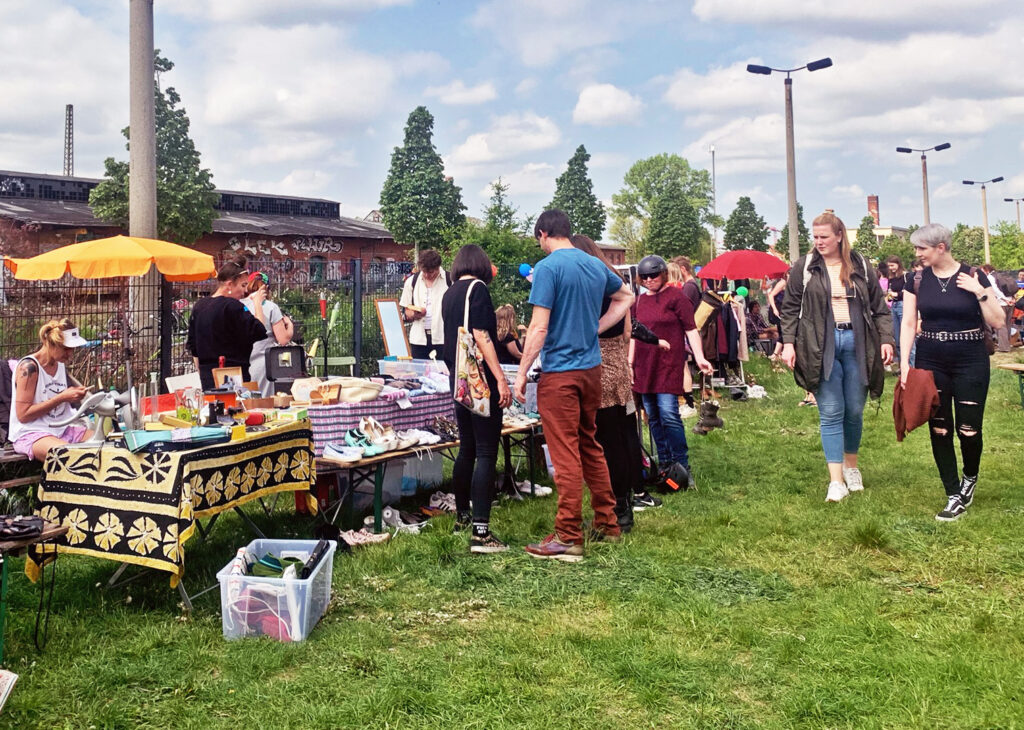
[8,355,75,441]
[399,269,449,345]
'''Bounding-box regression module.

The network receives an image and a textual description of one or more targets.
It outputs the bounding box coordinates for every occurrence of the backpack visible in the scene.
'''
[913,267,996,356]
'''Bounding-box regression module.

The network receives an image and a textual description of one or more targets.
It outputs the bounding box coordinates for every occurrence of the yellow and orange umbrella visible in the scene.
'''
[4,235,216,281]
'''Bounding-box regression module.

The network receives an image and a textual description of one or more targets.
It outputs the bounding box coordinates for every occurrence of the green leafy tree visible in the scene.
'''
[548,144,605,240]
[779,203,811,255]
[876,236,915,269]
[483,177,517,232]
[89,53,217,243]
[853,215,879,260]
[990,220,1024,269]
[951,224,985,266]
[611,153,713,225]
[610,215,645,261]
[645,178,701,260]
[380,106,466,256]
[723,196,768,251]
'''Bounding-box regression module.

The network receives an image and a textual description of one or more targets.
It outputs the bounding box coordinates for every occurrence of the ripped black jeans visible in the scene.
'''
[915,339,990,495]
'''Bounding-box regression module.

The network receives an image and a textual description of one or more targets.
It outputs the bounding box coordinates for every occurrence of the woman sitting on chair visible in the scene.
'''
[10,318,93,460]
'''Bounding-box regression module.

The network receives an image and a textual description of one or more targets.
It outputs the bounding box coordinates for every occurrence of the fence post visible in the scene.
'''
[353,258,362,376]
[159,275,172,392]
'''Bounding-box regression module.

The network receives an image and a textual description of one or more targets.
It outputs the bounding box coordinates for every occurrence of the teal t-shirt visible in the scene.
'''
[528,248,624,372]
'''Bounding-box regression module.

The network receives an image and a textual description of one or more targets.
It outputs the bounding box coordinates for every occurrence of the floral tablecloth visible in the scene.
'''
[26,420,315,587]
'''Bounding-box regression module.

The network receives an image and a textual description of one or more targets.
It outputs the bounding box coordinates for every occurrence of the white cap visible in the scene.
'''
[61,327,88,348]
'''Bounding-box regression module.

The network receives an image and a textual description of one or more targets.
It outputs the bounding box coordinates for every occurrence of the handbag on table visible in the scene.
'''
[453,279,492,417]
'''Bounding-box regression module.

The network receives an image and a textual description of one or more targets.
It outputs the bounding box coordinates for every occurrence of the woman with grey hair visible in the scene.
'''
[900,223,1005,521]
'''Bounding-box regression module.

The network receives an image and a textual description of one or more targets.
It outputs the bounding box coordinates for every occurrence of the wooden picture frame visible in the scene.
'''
[211,366,244,389]
[375,299,411,359]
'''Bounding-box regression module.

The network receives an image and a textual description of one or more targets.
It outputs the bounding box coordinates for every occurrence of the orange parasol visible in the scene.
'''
[3,235,216,282]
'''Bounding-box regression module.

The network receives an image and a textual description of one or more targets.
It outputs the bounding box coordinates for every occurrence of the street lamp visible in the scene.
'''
[962,176,1004,264]
[709,144,717,256]
[1004,196,1024,229]
[895,142,950,225]
[747,57,833,262]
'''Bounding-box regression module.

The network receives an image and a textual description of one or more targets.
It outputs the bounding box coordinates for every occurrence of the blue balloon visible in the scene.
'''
[519,263,533,277]
[694,265,702,273]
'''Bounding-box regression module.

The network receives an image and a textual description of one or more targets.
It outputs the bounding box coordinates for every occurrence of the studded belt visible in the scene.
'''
[918,329,985,342]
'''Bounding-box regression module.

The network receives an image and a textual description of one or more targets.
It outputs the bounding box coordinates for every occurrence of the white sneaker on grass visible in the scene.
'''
[842,466,864,492]
[825,480,849,503]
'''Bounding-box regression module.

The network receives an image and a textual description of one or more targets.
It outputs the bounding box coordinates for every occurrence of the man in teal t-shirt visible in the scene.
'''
[514,209,634,562]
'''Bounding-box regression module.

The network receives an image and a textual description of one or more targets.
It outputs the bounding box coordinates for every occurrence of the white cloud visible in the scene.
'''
[589,152,628,169]
[424,80,497,105]
[515,78,538,96]
[492,163,557,197]
[572,84,644,126]
[933,181,964,200]
[832,184,866,199]
[449,112,561,166]
[166,0,412,23]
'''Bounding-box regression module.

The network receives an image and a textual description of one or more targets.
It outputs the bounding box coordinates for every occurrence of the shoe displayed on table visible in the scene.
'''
[469,531,510,554]
[842,466,864,492]
[359,416,400,452]
[632,491,663,511]
[344,429,383,457]
[524,533,584,562]
[936,494,967,522]
[959,474,978,507]
[323,442,364,462]
[393,430,423,450]
[825,480,849,503]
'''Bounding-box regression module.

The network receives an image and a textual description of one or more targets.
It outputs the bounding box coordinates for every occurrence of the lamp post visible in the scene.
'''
[747,58,832,263]
[1004,196,1024,229]
[895,142,951,225]
[962,177,1004,264]
[709,144,717,256]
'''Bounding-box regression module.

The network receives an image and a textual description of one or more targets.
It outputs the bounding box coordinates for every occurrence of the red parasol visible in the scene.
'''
[697,250,790,280]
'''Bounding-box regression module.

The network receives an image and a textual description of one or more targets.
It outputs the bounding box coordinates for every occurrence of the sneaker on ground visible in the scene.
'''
[679,403,698,419]
[842,466,864,492]
[517,480,552,497]
[340,529,391,547]
[583,520,622,543]
[429,491,457,512]
[936,494,967,521]
[524,533,584,562]
[825,480,849,503]
[470,532,510,554]
[959,474,978,507]
[632,491,663,511]
[452,511,471,534]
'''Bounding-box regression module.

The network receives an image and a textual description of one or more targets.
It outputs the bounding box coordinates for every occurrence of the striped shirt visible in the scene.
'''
[826,263,851,324]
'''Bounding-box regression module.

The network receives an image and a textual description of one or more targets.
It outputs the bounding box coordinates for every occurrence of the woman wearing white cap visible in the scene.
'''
[10,318,93,460]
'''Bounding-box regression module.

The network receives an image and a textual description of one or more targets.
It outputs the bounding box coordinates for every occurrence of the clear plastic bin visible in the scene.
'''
[377,357,449,379]
[216,539,336,641]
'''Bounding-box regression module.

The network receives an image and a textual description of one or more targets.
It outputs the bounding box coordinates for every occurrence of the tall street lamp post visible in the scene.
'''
[1004,196,1024,229]
[709,144,717,256]
[962,177,1004,264]
[895,142,951,225]
[747,58,832,263]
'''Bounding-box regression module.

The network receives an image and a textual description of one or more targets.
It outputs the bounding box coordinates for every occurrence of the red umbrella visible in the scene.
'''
[697,250,790,280]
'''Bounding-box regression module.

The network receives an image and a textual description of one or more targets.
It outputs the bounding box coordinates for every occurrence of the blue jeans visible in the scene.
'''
[641,392,689,467]
[891,301,903,362]
[815,329,867,464]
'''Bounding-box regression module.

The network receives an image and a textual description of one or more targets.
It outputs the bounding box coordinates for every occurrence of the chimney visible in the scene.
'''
[867,195,879,226]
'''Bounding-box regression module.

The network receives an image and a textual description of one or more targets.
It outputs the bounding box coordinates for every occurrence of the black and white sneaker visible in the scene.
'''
[935,494,967,522]
[959,475,978,507]
[632,491,663,511]
[469,531,509,554]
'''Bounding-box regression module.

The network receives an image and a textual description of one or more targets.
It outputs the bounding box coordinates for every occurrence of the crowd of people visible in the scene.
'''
[11,208,1014,558]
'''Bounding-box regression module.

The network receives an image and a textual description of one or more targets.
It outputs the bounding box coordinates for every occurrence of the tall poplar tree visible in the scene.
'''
[548,144,605,240]
[723,196,768,251]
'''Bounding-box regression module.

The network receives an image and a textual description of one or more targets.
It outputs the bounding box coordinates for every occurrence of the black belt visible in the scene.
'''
[835,322,853,330]
[918,329,985,342]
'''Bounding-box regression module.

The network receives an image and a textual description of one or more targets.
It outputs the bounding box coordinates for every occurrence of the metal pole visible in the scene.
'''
[710,144,717,256]
[129,0,156,239]
[981,184,991,264]
[920,153,931,225]
[1016,200,1021,230]
[353,258,363,376]
[783,77,799,262]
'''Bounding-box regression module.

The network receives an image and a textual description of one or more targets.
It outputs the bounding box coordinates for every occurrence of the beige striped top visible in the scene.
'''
[826,262,851,324]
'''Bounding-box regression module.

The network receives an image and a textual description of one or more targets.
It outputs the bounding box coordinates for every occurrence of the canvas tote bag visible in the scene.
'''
[453,279,492,416]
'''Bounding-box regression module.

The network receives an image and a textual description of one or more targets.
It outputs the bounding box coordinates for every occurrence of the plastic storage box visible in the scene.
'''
[377,357,449,379]
[216,538,336,641]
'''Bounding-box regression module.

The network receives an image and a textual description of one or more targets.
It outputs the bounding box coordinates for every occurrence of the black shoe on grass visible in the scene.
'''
[936,495,967,522]
[470,531,509,554]
[632,491,663,511]
[959,475,978,507]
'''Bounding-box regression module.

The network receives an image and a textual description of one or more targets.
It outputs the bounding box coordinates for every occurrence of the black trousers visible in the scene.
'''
[452,396,502,523]
[595,404,642,529]
[410,333,439,361]
[916,339,990,495]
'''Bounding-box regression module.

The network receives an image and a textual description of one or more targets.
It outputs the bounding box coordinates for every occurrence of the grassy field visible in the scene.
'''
[2,354,1023,729]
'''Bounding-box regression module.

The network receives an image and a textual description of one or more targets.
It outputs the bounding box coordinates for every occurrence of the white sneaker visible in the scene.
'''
[517,480,552,497]
[825,480,849,503]
[679,404,698,419]
[842,466,864,492]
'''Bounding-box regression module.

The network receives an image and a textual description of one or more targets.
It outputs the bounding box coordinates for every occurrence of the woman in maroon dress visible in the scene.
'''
[630,255,714,486]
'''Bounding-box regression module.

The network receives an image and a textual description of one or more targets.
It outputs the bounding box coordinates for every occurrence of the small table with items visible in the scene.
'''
[26,420,317,610]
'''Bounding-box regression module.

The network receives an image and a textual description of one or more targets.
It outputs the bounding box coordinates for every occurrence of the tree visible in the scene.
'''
[548,144,605,240]
[876,236,915,269]
[380,106,466,256]
[723,197,768,251]
[780,202,811,255]
[609,215,645,261]
[89,53,218,244]
[483,177,517,232]
[611,153,713,225]
[854,215,879,260]
[951,224,985,266]
[990,220,1024,269]
[645,178,701,260]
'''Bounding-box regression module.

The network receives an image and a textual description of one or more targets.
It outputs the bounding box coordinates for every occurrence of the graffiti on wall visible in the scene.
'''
[293,237,343,254]
[227,236,343,258]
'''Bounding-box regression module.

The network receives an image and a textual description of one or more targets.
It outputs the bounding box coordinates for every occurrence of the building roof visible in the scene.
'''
[0,198,394,240]
[597,241,626,251]
[0,169,103,184]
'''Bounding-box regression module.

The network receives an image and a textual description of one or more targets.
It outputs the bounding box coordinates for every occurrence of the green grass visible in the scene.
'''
[2,354,1024,729]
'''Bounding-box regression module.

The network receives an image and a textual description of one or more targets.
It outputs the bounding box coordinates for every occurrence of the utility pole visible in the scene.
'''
[129,0,156,239]
[963,176,1004,265]
[710,144,717,257]
[63,104,74,177]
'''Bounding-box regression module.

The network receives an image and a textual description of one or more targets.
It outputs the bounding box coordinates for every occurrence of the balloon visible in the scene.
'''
[518,263,532,277]
[736,286,749,298]
[491,264,498,278]
[694,265,702,273]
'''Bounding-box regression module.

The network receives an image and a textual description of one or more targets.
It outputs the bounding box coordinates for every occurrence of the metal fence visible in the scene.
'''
[0,260,533,392]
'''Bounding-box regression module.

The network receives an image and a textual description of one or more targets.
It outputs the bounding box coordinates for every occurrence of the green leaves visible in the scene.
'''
[645,177,701,260]
[548,144,605,240]
[723,196,768,252]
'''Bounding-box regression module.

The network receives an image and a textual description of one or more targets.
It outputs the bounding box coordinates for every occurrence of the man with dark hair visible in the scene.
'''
[515,209,635,562]
[400,248,449,359]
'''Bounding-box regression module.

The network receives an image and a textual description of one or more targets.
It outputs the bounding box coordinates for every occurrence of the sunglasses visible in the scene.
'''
[639,273,661,281]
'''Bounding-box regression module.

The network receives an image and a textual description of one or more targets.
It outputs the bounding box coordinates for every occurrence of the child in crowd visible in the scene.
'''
[495,304,523,365]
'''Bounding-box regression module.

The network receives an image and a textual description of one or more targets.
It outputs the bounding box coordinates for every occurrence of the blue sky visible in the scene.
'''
[2,0,1023,244]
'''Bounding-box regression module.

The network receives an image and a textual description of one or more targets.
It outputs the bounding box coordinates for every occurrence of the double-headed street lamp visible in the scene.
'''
[1004,196,1024,229]
[747,57,833,263]
[896,142,950,225]
[962,176,1004,264]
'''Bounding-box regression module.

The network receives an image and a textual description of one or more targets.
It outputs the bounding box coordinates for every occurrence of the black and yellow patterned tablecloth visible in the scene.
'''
[26,420,316,587]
